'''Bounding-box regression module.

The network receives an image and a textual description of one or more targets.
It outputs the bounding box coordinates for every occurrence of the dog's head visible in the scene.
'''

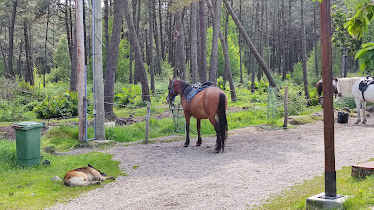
[88,164,107,176]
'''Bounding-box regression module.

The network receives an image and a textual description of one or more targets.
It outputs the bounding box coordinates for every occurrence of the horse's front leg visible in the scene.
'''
[196,119,202,146]
[355,99,361,124]
[184,115,191,147]
[362,101,367,124]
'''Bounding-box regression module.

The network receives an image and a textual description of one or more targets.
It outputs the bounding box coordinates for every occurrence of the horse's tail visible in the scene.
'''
[218,93,227,152]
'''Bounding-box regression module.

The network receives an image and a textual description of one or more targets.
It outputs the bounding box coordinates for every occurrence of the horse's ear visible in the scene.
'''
[169,77,172,83]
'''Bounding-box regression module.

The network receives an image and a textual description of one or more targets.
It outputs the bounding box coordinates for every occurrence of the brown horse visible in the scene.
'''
[316,78,339,104]
[167,78,228,153]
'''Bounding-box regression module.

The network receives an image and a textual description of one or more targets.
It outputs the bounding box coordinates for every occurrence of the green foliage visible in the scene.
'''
[115,38,131,83]
[355,42,374,73]
[344,0,374,39]
[332,5,362,56]
[115,84,142,106]
[48,35,71,83]
[34,91,82,119]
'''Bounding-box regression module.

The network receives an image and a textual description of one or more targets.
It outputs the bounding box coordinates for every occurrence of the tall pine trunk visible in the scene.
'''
[7,0,18,78]
[300,0,310,100]
[148,0,155,93]
[23,21,34,86]
[104,0,125,119]
[198,0,207,83]
[152,0,162,75]
[174,9,186,80]
[124,0,151,101]
[208,0,222,86]
[190,2,198,83]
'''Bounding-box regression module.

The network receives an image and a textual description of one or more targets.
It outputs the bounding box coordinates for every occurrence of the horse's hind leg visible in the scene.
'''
[355,99,361,124]
[184,115,191,147]
[209,116,221,153]
[196,119,202,146]
[362,101,367,124]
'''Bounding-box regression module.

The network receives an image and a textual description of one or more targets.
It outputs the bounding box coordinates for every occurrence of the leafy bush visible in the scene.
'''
[34,91,80,119]
[115,84,143,106]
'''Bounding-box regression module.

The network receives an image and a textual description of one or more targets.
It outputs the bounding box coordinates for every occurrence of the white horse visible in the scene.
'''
[337,77,374,124]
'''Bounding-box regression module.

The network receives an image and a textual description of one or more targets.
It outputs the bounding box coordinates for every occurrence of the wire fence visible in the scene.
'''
[1,81,331,138]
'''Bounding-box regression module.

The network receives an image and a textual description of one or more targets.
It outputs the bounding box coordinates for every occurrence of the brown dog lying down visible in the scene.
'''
[64,164,115,187]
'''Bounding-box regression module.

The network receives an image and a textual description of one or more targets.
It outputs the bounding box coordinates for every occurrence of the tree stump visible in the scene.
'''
[351,161,374,178]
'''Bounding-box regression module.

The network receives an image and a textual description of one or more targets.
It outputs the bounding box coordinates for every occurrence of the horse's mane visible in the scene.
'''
[177,80,191,97]
[337,77,363,97]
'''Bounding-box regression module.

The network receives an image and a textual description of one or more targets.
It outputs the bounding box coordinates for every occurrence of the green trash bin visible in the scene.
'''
[11,121,44,166]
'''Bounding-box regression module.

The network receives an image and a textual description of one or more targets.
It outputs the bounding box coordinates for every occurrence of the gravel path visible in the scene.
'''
[51,115,374,209]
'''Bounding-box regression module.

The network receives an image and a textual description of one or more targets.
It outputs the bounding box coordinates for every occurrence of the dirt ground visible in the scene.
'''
[49,112,374,209]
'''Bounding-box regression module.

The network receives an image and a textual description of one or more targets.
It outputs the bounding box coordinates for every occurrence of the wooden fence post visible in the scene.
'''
[283,86,289,128]
[144,101,151,144]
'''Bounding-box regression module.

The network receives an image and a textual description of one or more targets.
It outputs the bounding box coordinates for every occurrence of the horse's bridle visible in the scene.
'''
[167,79,177,106]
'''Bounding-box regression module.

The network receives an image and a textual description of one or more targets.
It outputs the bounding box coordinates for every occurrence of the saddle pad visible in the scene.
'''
[184,82,212,102]
[359,76,374,93]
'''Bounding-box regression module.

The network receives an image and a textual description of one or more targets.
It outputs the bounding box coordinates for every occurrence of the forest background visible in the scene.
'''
[0,0,372,132]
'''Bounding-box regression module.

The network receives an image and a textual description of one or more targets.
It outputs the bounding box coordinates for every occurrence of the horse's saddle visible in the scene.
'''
[184,81,213,102]
[359,76,374,101]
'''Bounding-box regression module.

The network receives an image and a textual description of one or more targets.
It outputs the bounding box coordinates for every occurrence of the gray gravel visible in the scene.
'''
[51,115,374,209]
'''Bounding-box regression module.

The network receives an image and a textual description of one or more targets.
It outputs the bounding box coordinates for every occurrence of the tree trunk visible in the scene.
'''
[239,0,243,83]
[281,0,286,80]
[223,0,277,88]
[313,2,319,76]
[65,0,73,62]
[124,0,151,101]
[70,29,78,91]
[158,0,165,60]
[190,2,198,83]
[153,0,162,75]
[148,0,155,93]
[258,0,264,81]
[104,0,110,64]
[198,0,207,83]
[44,1,50,87]
[208,0,222,86]
[17,41,22,77]
[7,0,18,78]
[300,0,310,100]
[104,0,125,119]
[174,9,186,80]
[23,21,34,86]
[206,0,236,101]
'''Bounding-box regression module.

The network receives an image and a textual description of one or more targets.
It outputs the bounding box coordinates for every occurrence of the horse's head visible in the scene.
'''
[167,78,178,106]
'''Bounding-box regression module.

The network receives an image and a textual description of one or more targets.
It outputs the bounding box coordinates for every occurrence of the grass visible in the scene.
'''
[255,165,374,209]
[0,139,124,209]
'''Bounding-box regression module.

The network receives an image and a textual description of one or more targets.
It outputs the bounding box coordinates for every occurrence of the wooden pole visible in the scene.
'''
[283,86,289,128]
[93,0,105,140]
[144,101,151,144]
[320,0,336,198]
[76,0,86,142]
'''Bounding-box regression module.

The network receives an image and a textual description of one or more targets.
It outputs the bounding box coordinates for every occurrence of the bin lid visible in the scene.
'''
[11,121,44,130]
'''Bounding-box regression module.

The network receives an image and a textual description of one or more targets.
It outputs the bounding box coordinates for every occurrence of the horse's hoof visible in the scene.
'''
[196,142,201,147]
[355,121,360,124]
[183,143,189,147]
[214,146,221,153]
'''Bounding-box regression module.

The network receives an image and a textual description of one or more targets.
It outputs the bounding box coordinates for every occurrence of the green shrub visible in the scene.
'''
[34,91,81,119]
[115,84,143,106]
